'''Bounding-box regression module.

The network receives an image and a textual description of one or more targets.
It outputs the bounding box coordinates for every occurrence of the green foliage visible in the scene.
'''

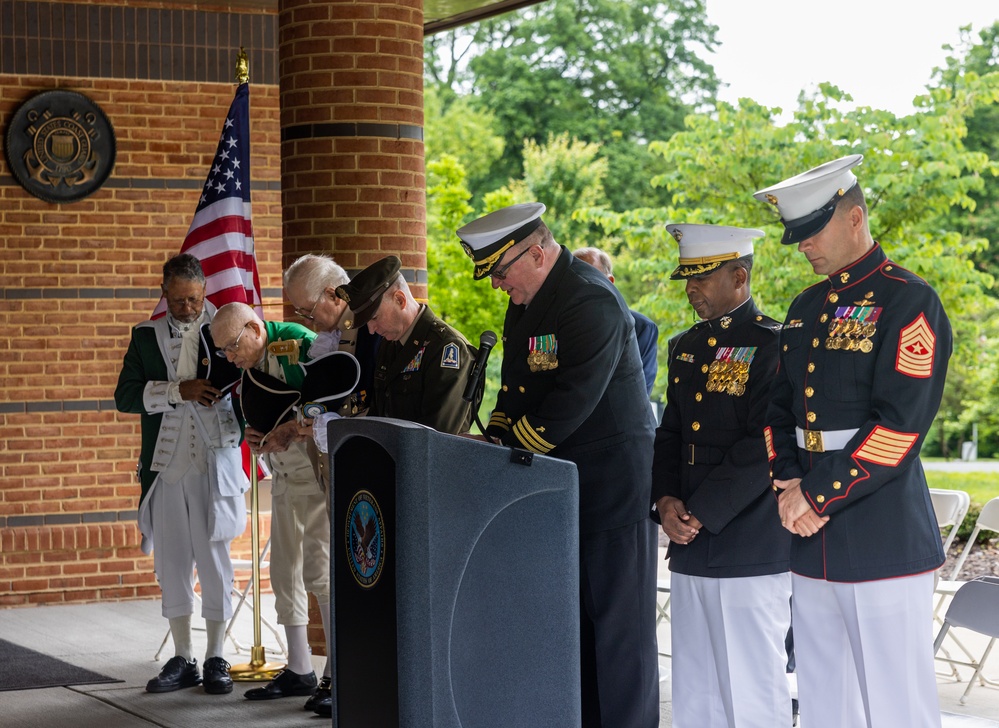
[424,0,721,210]
[424,85,506,197]
[577,83,998,406]
[425,155,507,425]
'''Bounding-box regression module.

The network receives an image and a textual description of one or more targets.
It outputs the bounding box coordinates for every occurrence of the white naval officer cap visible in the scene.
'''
[456,202,546,280]
[753,154,863,245]
[666,223,764,280]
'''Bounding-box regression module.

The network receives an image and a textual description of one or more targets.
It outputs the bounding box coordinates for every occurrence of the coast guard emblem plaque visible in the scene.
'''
[5,89,116,204]
[346,490,386,588]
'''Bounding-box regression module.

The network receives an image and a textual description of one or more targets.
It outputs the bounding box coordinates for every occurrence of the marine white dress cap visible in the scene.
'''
[753,154,863,244]
[666,223,764,280]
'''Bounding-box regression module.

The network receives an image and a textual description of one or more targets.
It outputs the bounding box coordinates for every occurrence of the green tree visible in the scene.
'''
[578,82,999,411]
[424,84,506,199]
[424,0,720,210]
[491,132,609,245]
[425,155,507,425]
[931,23,999,281]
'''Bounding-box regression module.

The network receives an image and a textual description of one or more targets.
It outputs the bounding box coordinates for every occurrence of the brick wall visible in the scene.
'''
[0,0,285,611]
[0,71,283,606]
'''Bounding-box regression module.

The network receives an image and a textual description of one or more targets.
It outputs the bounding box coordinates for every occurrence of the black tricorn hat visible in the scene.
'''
[334,255,401,330]
[197,323,241,393]
[239,368,300,435]
[299,350,362,418]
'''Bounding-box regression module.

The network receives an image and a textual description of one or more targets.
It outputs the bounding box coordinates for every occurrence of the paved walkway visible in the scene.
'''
[0,546,997,726]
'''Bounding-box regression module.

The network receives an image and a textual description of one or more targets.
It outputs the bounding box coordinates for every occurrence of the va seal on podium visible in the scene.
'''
[4,89,116,204]
[346,490,385,588]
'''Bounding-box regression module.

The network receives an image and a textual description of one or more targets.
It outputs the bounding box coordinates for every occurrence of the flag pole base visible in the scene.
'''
[230,645,284,682]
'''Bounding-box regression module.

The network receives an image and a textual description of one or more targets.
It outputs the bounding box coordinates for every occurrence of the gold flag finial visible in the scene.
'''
[235,47,249,85]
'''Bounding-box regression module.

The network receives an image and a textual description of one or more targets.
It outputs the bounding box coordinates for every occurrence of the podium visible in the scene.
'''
[328,417,581,727]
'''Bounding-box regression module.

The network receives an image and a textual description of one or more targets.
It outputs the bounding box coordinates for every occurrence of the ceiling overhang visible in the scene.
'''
[423,0,545,35]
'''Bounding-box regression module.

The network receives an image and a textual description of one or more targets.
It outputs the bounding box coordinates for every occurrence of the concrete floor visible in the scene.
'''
[0,547,997,727]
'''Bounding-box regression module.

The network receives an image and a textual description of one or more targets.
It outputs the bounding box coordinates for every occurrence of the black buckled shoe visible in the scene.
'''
[203,656,233,695]
[146,655,201,693]
[304,675,331,712]
[244,669,318,700]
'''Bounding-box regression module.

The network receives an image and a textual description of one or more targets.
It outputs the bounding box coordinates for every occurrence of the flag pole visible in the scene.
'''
[230,451,284,681]
[226,47,283,682]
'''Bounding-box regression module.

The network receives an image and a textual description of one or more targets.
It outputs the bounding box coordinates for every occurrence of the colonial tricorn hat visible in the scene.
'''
[334,256,401,330]
[455,202,546,280]
[665,224,764,280]
[197,323,240,394]
[753,154,863,245]
[239,368,300,437]
[298,350,362,418]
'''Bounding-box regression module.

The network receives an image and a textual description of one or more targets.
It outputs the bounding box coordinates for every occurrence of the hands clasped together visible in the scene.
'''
[773,478,830,537]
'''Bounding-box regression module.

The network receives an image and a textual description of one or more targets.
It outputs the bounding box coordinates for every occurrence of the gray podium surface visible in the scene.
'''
[328,417,581,728]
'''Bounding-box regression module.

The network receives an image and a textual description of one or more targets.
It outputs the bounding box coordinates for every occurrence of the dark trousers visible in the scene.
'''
[580,518,660,728]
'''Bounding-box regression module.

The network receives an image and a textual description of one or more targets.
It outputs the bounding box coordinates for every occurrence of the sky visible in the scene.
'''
[703,0,998,117]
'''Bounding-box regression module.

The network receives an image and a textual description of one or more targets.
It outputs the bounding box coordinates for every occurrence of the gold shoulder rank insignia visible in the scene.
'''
[896,314,935,379]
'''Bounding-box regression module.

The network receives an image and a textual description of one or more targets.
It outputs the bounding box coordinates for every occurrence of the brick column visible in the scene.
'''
[277,0,425,658]
[278,0,427,298]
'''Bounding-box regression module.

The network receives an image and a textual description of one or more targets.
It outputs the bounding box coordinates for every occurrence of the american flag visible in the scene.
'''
[151,82,262,318]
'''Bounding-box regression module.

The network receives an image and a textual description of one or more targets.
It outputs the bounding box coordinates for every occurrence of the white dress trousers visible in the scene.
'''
[671,571,793,728]
[791,572,941,728]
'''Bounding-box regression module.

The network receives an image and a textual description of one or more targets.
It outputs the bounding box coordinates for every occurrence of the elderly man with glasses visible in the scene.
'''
[210,302,333,713]
[456,203,660,728]
[115,253,244,697]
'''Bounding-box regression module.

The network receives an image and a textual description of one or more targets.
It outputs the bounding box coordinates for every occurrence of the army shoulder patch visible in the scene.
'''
[441,342,460,369]
[895,313,935,379]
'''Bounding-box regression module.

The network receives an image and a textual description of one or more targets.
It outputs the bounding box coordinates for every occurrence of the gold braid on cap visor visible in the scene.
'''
[674,251,742,278]
[473,239,517,278]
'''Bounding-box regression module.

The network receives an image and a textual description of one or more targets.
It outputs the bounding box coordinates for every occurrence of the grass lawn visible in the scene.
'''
[924,470,999,506]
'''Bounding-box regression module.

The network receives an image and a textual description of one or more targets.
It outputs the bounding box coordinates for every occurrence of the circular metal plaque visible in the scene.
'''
[5,89,116,204]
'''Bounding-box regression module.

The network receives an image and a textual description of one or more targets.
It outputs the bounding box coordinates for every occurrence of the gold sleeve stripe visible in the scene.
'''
[764,426,776,461]
[489,412,510,431]
[853,426,918,467]
[512,418,555,454]
[895,313,935,379]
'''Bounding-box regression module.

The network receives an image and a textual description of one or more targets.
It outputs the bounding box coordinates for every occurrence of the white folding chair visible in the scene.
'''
[933,576,999,704]
[929,488,971,561]
[934,496,999,679]
[655,576,671,659]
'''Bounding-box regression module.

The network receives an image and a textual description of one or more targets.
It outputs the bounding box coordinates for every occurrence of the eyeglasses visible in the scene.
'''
[489,246,532,280]
[293,295,322,321]
[215,323,250,357]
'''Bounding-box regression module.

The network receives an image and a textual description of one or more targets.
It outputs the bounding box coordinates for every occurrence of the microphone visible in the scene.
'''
[463,330,498,402]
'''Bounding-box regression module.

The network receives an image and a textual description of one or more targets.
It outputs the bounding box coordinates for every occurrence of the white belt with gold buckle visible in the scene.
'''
[795,426,859,453]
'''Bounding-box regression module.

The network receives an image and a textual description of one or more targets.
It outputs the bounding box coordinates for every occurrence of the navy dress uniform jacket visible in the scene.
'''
[485,247,656,535]
[765,244,952,582]
[652,298,790,578]
[370,304,475,435]
[632,309,659,396]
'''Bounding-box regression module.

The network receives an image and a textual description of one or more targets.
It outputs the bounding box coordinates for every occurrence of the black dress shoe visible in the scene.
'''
[244,669,318,700]
[304,675,331,712]
[314,701,332,718]
[203,656,233,695]
[146,655,201,693]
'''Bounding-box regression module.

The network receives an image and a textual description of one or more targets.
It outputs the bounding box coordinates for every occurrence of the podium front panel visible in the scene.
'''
[330,417,581,728]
